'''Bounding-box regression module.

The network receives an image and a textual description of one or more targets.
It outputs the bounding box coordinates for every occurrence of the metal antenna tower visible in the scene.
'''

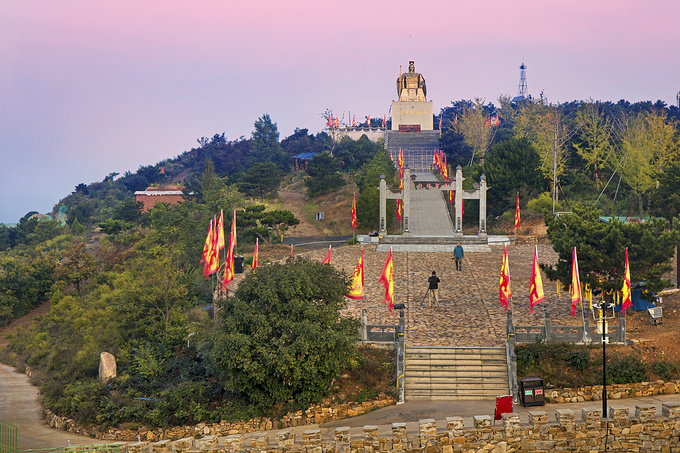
[677,91,680,108]
[518,62,528,98]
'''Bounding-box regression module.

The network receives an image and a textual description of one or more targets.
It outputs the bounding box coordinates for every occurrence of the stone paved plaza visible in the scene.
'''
[303,243,582,347]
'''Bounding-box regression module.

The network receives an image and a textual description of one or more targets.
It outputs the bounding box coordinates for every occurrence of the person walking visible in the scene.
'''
[427,271,440,307]
[453,242,464,271]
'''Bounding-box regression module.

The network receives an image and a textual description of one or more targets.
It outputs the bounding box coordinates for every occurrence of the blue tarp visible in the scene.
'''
[293,152,317,160]
[613,288,654,312]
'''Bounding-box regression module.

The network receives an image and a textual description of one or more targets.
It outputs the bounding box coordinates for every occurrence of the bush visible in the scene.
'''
[608,355,649,384]
[653,361,679,381]
[516,340,599,388]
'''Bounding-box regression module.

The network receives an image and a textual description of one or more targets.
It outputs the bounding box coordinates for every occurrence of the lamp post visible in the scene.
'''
[595,299,615,417]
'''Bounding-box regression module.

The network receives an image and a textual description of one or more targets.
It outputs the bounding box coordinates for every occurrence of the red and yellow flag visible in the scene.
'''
[351,192,357,230]
[221,210,237,290]
[216,209,225,251]
[378,248,395,313]
[202,219,219,278]
[433,149,439,167]
[529,245,545,313]
[322,245,332,265]
[514,193,520,231]
[499,245,512,311]
[346,249,365,300]
[252,238,259,270]
[570,247,581,316]
[621,248,632,314]
[449,190,454,204]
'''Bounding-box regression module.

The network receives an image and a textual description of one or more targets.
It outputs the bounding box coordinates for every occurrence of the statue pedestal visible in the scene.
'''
[391,101,433,131]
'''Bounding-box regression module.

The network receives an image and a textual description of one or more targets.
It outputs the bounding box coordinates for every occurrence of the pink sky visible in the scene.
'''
[1,0,679,222]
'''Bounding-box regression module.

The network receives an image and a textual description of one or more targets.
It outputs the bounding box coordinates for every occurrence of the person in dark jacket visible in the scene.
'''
[453,242,464,271]
[427,271,440,307]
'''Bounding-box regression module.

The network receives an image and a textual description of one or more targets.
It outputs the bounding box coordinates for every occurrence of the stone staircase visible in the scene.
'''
[403,346,509,401]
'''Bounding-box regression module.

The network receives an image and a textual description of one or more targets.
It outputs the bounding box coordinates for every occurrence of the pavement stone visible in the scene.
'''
[302,242,579,347]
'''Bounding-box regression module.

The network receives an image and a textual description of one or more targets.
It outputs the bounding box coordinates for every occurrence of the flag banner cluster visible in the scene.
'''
[378,248,395,313]
[498,245,512,311]
[366,115,370,127]
[221,210,237,291]
[326,114,340,128]
[382,114,387,128]
[352,114,356,127]
[485,113,500,128]
[351,192,357,230]
[201,218,219,277]
[321,245,332,265]
[529,246,544,313]
[346,249,365,300]
[432,149,449,181]
[570,247,581,316]
[397,150,404,222]
[514,193,520,231]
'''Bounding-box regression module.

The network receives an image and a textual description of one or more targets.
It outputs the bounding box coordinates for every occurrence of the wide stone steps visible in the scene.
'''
[404,347,509,401]
[380,236,487,245]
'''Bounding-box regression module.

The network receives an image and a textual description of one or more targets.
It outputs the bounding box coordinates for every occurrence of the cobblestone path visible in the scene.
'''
[303,243,582,347]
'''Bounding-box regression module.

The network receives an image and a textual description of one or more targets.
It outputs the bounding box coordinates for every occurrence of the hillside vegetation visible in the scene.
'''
[1,98,679,429]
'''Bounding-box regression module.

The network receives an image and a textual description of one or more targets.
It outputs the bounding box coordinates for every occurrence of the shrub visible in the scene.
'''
[653,361,679,381]
[608,355,649,384]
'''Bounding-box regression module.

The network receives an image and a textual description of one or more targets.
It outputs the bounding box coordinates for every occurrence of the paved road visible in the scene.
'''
[0,363,101,449]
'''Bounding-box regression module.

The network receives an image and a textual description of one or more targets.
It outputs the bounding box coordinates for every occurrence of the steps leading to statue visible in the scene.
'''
[380,236,487,245]
[404,347,509,401]
[385,131,440,152]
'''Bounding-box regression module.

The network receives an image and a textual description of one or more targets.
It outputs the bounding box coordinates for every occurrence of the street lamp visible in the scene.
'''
[594,299,616,416]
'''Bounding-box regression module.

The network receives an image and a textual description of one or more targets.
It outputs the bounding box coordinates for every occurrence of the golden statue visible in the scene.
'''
[396,61,427,101]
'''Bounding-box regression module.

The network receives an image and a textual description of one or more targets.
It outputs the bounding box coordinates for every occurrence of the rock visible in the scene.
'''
[99,351,117,383]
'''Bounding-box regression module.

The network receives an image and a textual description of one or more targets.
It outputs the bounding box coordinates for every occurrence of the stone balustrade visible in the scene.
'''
[102,407,680,453]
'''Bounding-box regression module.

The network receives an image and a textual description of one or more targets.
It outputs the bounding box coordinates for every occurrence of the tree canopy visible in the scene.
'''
[543,205,679,298]
[206,259,359,409]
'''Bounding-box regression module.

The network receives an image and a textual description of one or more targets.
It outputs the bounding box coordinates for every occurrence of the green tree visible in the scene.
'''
[127,248,192,337]
[238,162,284,198]
[70,217,85,236]
[483,138,546,216]
[649,161,680,219]
[573,99,614,189]
[617,110,679,218]
[305,153,345,197]
[55,241,97,299]
[455,98,497,165]
[514,95,577,212]
[252,114,291,170]
[543,205,679,298]
[334,135,382,172]
[238,205,300,243]
[206,259,359,409]
[0,254,56,326]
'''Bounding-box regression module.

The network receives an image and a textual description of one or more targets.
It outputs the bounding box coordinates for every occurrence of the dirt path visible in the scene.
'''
[0,363,99,448]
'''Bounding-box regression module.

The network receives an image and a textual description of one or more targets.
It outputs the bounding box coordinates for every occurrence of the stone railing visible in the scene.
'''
[44,394,396,442]
[544,379,680,403]
[115,402,680,453]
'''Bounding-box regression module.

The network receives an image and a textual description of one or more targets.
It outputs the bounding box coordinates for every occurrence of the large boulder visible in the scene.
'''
[99,352,117,383]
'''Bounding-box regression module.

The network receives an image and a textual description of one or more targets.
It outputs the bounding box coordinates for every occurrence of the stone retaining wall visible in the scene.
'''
[43,394,396,442]
[545,379,680,403]
[112,402,680,453]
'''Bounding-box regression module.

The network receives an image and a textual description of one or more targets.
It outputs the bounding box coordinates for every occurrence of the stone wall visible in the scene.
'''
[43,394,396,442]
[545,379,680,403]
[105,402,680,453]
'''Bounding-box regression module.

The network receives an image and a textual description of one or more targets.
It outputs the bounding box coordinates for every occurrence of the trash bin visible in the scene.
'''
[519,377,545,407]
[234,255,244,273]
